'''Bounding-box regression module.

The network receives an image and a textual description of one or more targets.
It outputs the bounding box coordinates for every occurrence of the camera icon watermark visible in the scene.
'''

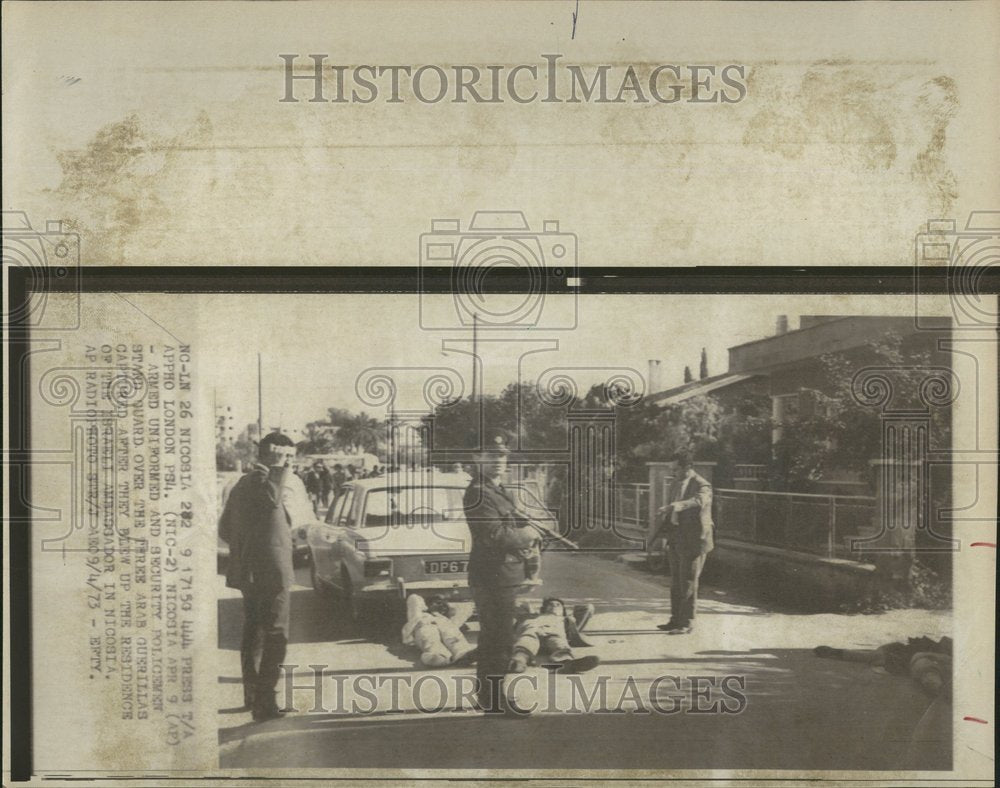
[914,211,1000,330]
[1,211,81,333]
[419,211,578,331]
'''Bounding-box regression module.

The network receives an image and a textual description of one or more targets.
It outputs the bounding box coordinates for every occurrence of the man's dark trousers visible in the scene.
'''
[668,549,705,626]
[240,582,291,707]
[472,585,521,710]
[662,470,713,628]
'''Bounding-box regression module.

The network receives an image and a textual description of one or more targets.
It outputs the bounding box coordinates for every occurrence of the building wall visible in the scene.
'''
[728,316,947,375]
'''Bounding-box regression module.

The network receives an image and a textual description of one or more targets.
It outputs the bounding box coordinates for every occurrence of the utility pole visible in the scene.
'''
[257,352,263,440]
[472,312,478,401]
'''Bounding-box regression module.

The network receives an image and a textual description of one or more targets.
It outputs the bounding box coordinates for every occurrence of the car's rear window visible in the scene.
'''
[362,487,468,528]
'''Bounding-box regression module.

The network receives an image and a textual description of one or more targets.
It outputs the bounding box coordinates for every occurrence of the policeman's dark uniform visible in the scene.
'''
[219,463,295,717]
[463,455,541,711]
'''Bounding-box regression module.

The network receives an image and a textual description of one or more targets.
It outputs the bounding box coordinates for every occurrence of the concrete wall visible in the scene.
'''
[703,539,878,610]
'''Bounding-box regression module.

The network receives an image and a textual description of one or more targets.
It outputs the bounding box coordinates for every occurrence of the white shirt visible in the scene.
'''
[670,476,692,526]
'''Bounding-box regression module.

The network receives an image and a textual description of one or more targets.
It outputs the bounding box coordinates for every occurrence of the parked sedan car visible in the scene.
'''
[307,474,477,626]
[308,473,559,628]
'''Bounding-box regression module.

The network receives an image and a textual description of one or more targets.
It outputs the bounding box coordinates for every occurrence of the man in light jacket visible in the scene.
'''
[656,451,714,634]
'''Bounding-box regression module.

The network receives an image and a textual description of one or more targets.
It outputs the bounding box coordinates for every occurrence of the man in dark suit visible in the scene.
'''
[656,451,714,635]
[218,432,299,721]
[316,461,333,508]
[303,463,322,516]
[463,439,541,714]
[332,463,347,497]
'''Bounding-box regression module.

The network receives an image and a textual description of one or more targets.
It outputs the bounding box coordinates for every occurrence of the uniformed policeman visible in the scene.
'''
[218,432,304,721]
[463,438,541,714]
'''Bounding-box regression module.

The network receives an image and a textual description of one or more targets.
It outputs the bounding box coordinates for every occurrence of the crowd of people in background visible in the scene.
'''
[292,460,389,515]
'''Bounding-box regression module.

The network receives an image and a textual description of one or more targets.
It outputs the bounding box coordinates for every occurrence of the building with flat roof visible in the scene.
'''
[646,314,951,493]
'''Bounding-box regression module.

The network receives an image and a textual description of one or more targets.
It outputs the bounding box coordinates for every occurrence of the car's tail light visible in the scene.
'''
[363,558,393,578]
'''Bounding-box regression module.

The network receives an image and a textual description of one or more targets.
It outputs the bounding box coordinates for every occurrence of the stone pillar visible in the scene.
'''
[771,394,786,447]
[646,462,673,546]
[693,461,716,484]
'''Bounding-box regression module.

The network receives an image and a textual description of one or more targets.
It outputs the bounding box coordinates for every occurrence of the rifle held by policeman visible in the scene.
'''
[513,510,580,550]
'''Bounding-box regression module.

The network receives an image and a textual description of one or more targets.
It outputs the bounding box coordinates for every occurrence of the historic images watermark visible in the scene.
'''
[843,211,1000,556]
[279,54,747,105]
[914,211,1000,331]
[1,210,80,332]
[419,211,578,332]
[280,664,748,716]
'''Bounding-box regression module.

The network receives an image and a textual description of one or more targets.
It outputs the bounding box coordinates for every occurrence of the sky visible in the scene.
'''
[170,292,942,440]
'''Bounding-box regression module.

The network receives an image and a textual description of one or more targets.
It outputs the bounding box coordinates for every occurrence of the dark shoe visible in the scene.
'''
[489,699,533,719]
[251,691,289,722]
[471,693,532,718]
[572,603,595,632]
[553,655,601,674]
[657,621,682,632]
[500,697,534,718]
[665,625,692,635]
[252,704,286,722]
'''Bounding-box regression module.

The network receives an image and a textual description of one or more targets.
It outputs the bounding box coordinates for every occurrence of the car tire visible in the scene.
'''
[341,567,392,635]
[340,568,365,625]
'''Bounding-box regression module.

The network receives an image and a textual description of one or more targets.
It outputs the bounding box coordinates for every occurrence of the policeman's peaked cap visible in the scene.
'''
[479,436,511,456]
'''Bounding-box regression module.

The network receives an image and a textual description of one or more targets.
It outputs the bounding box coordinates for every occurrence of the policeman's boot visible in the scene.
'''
[508,651,530,674]
[252,691,287,722]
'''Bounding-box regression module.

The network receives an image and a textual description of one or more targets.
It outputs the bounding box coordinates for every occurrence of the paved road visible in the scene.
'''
[217,551,951,771]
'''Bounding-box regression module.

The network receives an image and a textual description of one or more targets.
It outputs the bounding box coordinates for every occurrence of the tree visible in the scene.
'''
[295,408,388,456]
[297,420,335,455]
[216,442,238,472]
[431,382,570,453]
[772,332,952,484]
[334,413,383,454]
[429,378,774,487]
[217,425,258,471]
[597,382,771,484]
[325,407,355,430]
[683,366,694,383]
[699,348,709,379]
